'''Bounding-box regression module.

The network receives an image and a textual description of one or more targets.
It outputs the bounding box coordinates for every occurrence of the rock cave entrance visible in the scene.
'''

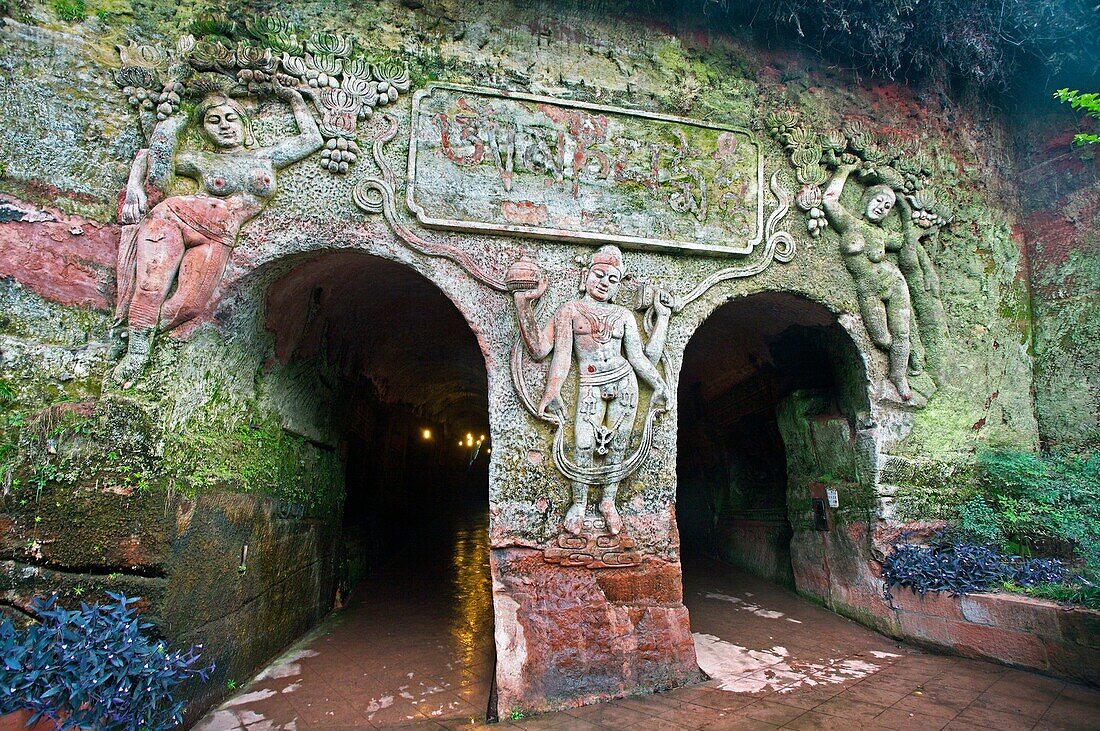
[677,292,868,592]
[264,252,496,716]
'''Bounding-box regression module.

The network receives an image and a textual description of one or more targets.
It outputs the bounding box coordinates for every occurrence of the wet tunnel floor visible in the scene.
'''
[195,522,1099,731]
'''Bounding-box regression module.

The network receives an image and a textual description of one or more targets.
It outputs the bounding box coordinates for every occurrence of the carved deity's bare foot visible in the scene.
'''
[110,328,153,385]
[599,498,622,535]
[563,503,586,535]
[891,373,912,402]
[111,352,148,385]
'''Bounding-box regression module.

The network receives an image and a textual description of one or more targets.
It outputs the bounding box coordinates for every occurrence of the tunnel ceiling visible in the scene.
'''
[265,253,489,431]
[680,292,838,403]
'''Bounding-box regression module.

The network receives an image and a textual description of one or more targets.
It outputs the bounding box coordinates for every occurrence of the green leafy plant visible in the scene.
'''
[1003,580,1100,610]
[1054,89,1100,145]
[51,0,85,21]
[954,449,1100,569]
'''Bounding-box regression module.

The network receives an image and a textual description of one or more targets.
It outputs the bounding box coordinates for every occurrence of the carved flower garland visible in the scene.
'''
[765,112,952,237]
[113,16,411,175]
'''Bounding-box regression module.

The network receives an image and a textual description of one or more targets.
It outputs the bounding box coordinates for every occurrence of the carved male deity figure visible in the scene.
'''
[113,76,322,381]
[822,164,917,401]
[513,245,671,536]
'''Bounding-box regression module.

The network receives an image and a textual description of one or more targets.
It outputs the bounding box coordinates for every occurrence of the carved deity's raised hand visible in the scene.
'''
[121,183,147,224]
[652,291,672,318]
[512,274,548,307]
[650,383,670,414]
[538,393,566,422]
[273,73,305,102]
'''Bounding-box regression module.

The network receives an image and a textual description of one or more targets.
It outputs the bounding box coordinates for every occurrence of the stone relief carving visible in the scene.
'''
[499,180,795,564]
[407,84,765,257]
[766,113,950,402]
[510,245,672,538]
[349,92,797,563]
[110,19,410,380]
[353,118,511,293]
[111,25,802,556]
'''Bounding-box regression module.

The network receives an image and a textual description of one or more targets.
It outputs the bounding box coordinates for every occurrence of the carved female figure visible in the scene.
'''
[513,245,671,536]
[822,165,914,400]
[113,77,322,380]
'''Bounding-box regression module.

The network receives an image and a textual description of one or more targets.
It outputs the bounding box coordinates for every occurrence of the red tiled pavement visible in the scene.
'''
[194,516,1100,730]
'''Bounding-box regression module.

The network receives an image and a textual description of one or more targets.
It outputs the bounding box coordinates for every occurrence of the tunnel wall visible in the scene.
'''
[0,0,1069,720]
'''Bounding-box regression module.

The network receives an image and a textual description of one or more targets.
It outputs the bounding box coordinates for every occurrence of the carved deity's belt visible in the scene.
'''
[579,361,632,387]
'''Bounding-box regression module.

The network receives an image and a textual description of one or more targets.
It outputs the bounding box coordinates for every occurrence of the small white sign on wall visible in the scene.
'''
[826,488,839,508]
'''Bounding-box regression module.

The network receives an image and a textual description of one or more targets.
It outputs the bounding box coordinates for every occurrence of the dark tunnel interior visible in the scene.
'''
[677,292,865,586]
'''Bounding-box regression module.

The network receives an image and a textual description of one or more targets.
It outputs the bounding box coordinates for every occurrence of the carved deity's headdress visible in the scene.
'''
[590,245,625,273]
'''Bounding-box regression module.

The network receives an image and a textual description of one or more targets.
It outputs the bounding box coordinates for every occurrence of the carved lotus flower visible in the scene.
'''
[790,146,821,169]
[341,74,377,106]
[783,125,815,151]
[236,43,276,72]
[796,183,823,211]
[913,151,933,176]
[190,39,236,70]
[319,87,359,113]
[907,190,951,228]
[308,53,343,77]
[307,31,353,58]
[909,190,937,212]
[843,121,870,153]
[371,61,410,92]
[115,66,159,90]
[894,150,921,175]
[188,71,238,96]
[175,34,196,56]
[248,17,301,55]
[118,41,168,69]
[862,143,886,165]
[344,56,370,79]
[280,52,309,78]
[765,110,799,136]
[796,165,828,187]
[248,16,291,39]
[320,111,358,138]
[822,130,846,153]
[876,166,906,190]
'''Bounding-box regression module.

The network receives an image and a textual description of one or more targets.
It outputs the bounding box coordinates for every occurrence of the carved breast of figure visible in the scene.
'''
[193,154,278,200]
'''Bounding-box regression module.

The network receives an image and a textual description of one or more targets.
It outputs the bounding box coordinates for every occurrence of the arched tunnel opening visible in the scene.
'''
[263,252,495,721]
[677,292,868,615]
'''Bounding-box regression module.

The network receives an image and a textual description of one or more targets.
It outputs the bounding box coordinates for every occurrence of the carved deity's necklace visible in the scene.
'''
[578,301,622,344]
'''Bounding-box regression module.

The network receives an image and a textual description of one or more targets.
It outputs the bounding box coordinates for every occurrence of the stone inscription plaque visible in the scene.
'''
[407,83,764,256]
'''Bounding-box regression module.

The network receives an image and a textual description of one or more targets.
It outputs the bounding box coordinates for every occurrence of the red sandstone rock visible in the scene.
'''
[491,548,700,715]
[950,622,1048,668]
[0,195,116,309]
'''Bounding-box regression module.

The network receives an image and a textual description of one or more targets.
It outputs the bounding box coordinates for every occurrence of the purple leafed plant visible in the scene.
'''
[0,592,214,730]
[881,541,1066,605]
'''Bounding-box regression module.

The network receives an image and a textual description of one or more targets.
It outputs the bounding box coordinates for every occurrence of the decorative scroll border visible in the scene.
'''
[405,82,765,257]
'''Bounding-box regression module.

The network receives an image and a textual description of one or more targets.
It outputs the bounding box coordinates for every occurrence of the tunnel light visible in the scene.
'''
[478,434,486,443]
[422,428,432,441]
[466,433,474,447]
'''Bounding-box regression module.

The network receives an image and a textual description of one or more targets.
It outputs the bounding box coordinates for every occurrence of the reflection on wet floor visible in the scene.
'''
[194,511,495,731]
[196,530,1100,730]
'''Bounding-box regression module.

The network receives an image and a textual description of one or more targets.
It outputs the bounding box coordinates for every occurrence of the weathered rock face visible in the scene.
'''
[0,0,1073,721]
[1014,112,1100,453]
